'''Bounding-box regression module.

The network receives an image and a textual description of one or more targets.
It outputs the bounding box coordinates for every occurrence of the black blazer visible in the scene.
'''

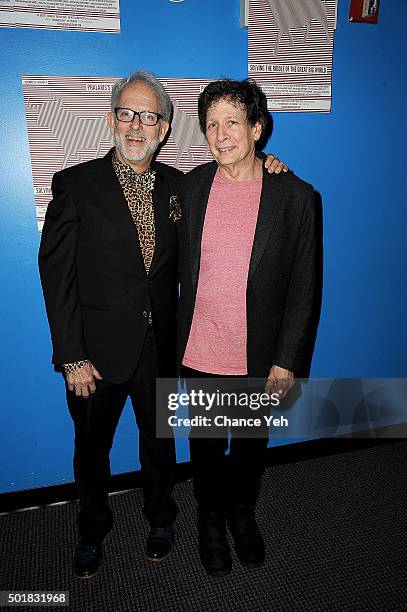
[177,161,320,378]
[39,148,182,383]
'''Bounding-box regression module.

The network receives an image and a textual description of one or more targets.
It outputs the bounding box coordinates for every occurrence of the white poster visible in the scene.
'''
[248,0,337,112]
[22,75,213,231]
[1,0,120,32]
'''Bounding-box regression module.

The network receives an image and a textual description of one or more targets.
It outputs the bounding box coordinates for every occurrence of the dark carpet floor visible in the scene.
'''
[1,441,407,611]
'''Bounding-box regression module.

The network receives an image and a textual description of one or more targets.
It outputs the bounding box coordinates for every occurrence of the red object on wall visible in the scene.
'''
[349,0,381,24]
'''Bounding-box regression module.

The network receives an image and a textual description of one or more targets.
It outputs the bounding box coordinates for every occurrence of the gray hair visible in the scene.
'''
[110,70,172,122]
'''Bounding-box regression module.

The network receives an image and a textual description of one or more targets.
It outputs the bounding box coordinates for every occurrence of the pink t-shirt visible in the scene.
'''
[183,171,262,374]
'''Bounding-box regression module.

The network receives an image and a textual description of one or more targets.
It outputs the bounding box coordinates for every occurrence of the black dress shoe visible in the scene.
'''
[146,527,174,562]
[227,507,265,568]
[198,512,232,577]
[74,542,103,579]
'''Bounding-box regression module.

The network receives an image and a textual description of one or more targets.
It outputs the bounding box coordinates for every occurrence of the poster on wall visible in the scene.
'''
[248,0,337,112]
[0,0,120,32]
[21,75,213,231]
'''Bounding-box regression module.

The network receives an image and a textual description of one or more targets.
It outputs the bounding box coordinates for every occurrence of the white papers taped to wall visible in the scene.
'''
[248,0,337,112]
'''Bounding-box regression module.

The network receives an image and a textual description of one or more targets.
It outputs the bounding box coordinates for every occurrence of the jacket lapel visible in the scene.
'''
[94,149,146,271]
[190,162,218,292]
[248,168,286,283]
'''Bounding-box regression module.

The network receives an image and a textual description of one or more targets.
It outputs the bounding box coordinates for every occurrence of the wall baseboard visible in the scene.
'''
[1,430,404,515]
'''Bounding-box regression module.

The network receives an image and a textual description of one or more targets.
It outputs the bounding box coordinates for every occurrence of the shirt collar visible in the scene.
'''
[112,150,156,183]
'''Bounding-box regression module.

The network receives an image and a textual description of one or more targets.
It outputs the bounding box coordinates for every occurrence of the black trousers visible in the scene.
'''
[67,329,177,545]
[180,365,268,515]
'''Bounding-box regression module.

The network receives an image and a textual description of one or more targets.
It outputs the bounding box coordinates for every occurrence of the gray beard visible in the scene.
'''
[114,132,160,163]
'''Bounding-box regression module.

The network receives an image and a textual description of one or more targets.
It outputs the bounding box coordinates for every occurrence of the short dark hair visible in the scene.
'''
[198,78,271,143]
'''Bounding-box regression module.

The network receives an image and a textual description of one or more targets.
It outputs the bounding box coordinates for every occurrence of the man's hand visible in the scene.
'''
[265,153,289,174]
[66,362,102,398]
[265,364,294,400]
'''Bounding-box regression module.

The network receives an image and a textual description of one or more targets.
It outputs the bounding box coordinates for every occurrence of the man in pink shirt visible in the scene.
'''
[178,78,319,577]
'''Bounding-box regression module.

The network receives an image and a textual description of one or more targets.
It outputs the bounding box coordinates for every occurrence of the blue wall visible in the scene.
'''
[0,0,406,493]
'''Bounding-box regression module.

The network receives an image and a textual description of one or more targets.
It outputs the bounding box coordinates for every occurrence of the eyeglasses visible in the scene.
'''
[114,107,163,126]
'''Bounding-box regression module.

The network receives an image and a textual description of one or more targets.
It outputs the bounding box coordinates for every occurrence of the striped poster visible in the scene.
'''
[248,0,337,112]
[1,0,120,32]
[21,75,213,231]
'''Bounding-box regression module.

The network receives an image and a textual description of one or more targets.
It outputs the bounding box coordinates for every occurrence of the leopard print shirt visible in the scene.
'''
[112,151,156,273]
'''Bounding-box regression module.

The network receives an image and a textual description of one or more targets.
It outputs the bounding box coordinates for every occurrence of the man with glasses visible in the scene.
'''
[38,70,286,579]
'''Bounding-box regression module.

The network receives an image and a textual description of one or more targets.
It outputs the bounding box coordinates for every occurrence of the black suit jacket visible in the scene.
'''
[39,148,182,383]
[177,161,320,378]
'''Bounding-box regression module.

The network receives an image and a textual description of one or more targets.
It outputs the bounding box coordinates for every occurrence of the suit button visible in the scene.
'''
[142,310,148,318]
